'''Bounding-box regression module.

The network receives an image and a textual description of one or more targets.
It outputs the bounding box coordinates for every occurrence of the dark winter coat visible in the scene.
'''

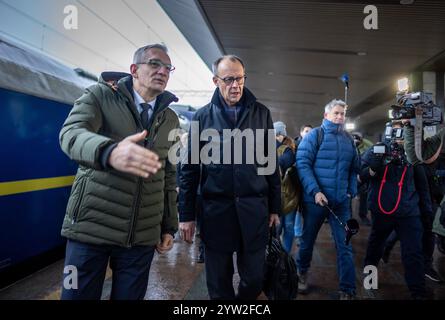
[360,147,432,217]
[179,87,281,252]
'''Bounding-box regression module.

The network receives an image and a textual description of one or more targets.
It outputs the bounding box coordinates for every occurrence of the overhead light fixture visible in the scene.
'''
[267,72,274,76]
[357,52,367,56]
[345,123,355,131]
[400,0,414,4]
[397,77,409,92]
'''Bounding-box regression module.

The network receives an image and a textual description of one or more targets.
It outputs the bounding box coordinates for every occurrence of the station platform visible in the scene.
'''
[1,213,444,301]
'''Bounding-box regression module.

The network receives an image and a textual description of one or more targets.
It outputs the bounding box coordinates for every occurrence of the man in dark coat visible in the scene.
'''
[179,55,281,300]
[360,123,430,299]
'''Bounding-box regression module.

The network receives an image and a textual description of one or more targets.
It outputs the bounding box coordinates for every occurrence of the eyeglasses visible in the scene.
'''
[137,59,175,72]
[215,75,247,85]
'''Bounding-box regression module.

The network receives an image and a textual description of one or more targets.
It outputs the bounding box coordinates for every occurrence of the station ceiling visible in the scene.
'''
[159,0,445,137]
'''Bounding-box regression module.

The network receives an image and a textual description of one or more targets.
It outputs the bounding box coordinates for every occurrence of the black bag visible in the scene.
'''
[263,226,299,300]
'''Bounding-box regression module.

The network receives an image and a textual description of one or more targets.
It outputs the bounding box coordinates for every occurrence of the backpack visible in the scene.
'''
[312,126,360,169]
[313,126,356,152]
[277,144,301,213]
[263,226,299,300]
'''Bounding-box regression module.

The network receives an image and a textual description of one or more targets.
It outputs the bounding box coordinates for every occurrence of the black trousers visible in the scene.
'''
[359,190,369,219]
[358,182,369,219]
[364,213,425,297]
[383,210,435,269]
[204,246,265,300]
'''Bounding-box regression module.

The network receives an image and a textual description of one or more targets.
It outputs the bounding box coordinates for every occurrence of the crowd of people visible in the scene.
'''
[58,43,444,300]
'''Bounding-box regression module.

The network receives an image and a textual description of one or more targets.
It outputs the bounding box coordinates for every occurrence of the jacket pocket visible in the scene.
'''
[202,164,233,196]
[67,175,88,224]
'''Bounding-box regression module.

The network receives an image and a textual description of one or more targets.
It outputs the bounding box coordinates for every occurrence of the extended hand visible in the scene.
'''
[108,130,161,178]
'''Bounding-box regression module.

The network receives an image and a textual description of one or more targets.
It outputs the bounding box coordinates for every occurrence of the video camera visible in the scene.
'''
[372,123,407,165]
[390,91,442,126]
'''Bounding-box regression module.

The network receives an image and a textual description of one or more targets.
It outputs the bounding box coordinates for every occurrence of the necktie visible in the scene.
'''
[140,103,153,129]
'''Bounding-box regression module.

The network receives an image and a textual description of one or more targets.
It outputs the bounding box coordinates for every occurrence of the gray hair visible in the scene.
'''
[133,44,168,64]
[212,55,245,76]
[324,99,347,113]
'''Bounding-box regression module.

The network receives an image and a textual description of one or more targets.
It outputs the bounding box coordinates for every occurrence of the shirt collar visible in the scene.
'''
[133,88,156,113]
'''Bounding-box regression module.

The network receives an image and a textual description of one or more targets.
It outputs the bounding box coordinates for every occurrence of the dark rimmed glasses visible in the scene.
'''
[137,59,175,72]
[215,75,247,85]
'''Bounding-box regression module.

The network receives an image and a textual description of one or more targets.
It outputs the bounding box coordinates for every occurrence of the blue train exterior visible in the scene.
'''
[0,36,94,273]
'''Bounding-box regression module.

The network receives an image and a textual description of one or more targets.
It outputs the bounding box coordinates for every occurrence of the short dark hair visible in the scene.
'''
[133,44,168,64]
[300,124,313,132]
[212,55,245,76]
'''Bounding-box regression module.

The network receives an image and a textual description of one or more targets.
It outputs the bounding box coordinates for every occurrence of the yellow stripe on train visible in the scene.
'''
[0,176,75,196]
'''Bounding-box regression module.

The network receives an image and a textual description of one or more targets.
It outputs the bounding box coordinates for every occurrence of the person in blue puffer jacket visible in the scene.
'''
[296,99,360,300]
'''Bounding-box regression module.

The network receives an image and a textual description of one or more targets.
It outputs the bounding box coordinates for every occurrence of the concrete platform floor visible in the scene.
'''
[0,221,444,300]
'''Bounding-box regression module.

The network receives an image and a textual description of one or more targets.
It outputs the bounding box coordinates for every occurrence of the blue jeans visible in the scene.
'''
[294,211,303,237]
[297,199,356,295]
[276,211,296,253]
[61,239,155,300]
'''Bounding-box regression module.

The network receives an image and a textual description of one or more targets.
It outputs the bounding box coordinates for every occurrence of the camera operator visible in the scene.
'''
[402,121,445,283]
[360,121,430,299]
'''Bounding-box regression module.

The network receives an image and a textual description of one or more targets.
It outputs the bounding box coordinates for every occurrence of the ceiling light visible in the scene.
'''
[397,77,409,92]
[400,0,414,4]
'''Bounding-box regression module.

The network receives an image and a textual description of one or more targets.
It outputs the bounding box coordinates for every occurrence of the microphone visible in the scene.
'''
[345,219,360,245]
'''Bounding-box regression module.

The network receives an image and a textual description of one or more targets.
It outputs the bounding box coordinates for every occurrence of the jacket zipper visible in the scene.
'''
[126,114,163,247]
[71,178,87,224]
[336,132,339,201]
[127,178,143,247]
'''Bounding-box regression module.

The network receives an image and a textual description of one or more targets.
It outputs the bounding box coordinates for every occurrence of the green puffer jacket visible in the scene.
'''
[404,125,445,165]
[59,73,179,247]
[357,138,373,155]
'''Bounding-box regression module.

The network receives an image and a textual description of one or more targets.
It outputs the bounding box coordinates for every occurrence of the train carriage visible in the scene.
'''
[0,36,94,283]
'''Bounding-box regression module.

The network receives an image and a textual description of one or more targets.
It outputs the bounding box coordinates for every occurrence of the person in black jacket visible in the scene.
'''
[178,55,281,300]
[294,124,313,148]
[360,122,430,299]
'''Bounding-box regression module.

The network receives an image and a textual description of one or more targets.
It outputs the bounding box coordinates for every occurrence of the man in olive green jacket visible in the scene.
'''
[59,44,179,300]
